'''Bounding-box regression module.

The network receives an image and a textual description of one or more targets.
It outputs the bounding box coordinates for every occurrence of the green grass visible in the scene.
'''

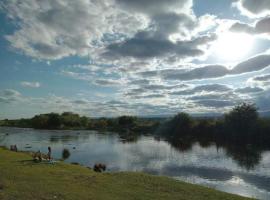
[0,148,252,200]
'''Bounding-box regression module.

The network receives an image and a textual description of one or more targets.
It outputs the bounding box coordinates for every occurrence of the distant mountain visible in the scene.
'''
[259,111,270,117]
[140,112,224,119]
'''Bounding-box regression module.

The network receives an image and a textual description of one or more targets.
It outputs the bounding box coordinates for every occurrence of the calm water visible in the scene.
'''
[0,127,270,199]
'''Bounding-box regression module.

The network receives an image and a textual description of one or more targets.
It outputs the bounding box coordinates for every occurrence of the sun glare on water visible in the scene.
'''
[213,32,254,62]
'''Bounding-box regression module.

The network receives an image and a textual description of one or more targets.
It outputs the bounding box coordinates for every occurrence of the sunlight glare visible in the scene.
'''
[213,32,254,62]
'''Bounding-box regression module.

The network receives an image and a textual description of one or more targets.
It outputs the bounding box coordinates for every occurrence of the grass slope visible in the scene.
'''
[0,148,252,200]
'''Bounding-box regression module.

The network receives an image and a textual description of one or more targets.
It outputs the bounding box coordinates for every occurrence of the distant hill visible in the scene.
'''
[259,111,270,117]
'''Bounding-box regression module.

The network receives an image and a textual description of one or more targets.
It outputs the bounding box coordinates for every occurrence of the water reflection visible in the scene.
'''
[164,136,264,171]
[0,127,270,199]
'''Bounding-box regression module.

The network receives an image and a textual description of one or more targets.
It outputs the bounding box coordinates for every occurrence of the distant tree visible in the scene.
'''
[224,103,258,135]
[118,116,137,127]
[47,113,61,129]
[95,119,108,129]
[80,116,89,127]
[169,112,193,137]
[31,114,49,129]
[61,112,81,127]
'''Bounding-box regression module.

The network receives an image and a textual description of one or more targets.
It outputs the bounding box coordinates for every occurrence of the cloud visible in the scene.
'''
[137,54,270,82]
[248,74,270,87]
[104,24,216,59]
[1,0,147,60]
[231,54,270,74]
[21,81,41,88]
[170,84,232,96]
[72,99,90,105]
[115,0,192,16]
[195,99,235,108]
[253,74,270,81]
[0,89,22,103]
[162,65,229,81]
[235,86,264,94]
[230,17,270,35]
[93,79,123,87]
[235,0,270,17]
[0,0,218,66]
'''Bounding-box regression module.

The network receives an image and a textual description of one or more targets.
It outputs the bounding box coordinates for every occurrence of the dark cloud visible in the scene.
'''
[137,54,270,81]
[93,79,122,87]
[231,54,270,74]
[230,22,255,34]
[230,17,270,35]
[195,99,235,108]
[104,1,216,61]
[0,89,22,103]
[249,74,270,87]
[129,79,150,85]
[134,94,166,99]
[235,86,264,94]
[170,84,231,96]
[253,74,270,81]
[72,100,89,105]
[189,93,230,101]
[152,12,196,39]
[163,65,229,81]
[104,32,216,59]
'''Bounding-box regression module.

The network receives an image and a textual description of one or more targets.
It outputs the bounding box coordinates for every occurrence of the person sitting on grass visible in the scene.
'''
[10,145,17,152]
[32,150,42,162]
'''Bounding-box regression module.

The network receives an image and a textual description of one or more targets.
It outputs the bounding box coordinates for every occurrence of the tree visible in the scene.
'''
[118,116,137,127]
[170,112,193,137]
[224,103,258,135]
[47,113,61,129]
[31,114,49,129]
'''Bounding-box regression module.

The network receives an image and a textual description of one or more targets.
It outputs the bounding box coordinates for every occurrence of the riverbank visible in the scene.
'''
[0,148,251,200]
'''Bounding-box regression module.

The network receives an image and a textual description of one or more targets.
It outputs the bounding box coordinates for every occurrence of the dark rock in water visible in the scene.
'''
[62,148,71,160]
[73,147,76,149]
[71,162,79,165]
[25,146,32,149]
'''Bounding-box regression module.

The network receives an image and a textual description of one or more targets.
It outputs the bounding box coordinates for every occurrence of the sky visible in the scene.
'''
[1,0,270,119]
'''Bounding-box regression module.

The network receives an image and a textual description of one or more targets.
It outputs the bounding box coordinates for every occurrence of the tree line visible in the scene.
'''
[1,103,270,169]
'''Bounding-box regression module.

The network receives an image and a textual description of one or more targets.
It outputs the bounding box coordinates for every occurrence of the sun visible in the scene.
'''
[213,32,254,62]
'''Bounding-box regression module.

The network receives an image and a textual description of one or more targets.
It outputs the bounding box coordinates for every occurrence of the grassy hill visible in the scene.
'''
[0,148,252,200]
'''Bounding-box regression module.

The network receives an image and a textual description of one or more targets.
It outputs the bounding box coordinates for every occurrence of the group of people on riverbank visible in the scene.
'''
[10,144,52,162]
[32,146,52,162]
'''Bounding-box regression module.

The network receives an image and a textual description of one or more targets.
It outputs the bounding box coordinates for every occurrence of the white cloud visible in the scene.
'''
[0,89,22,103]
[21,81,41,88]
[1,0,147,60]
